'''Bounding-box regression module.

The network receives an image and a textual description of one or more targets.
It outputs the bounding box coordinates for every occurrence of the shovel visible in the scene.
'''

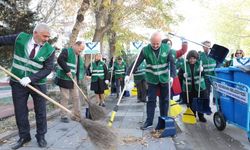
[192,61,212,115]
[0,65,118,150]
[168,32,229,63]
[182,59,197,124]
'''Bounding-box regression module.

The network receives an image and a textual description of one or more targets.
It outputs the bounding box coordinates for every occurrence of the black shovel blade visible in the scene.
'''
[209,44,229,64]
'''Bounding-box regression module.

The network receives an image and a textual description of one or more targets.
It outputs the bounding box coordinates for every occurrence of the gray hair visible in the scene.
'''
[150,31,162,41]
[33,23,51,33]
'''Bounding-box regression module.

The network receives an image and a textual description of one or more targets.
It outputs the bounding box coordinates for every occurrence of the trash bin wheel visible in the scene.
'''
[213,111,226,131]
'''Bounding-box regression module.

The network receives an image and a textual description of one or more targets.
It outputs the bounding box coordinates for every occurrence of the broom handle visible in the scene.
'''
[109,57,115,88]
[116,52,141,106]
[69,76,90,104]
[0,65,73,115]
[168,32,210,48]
[168,63,171,116]
[198,61,202,98]
[184,59,190,104]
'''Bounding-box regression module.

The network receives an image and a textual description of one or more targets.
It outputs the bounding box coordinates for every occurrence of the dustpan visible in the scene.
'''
[155,64,177,137]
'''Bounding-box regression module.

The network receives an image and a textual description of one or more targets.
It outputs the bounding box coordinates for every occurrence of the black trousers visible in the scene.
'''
[10,80,47,139]
[135,79,147,101]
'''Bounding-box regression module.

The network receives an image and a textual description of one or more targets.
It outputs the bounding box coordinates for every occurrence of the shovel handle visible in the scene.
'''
[168,32,210,48]
[0,65,73,115]
[198,61,202,98]
[184,59,190,104]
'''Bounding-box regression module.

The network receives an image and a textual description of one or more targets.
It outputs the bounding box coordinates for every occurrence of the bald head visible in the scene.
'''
[150,32,162,50]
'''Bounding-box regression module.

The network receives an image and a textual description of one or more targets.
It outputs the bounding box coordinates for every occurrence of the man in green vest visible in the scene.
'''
[199,40,216,104]
[133,60,147,103]
[126,32,176,130]
[114,56,126,98]
[55,41,85,123]
[0,23,55,149]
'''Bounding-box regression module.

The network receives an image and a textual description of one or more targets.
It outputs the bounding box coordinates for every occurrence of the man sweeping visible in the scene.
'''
[55,41,85,123]
[126,31,176,130]
[0,23,55,149]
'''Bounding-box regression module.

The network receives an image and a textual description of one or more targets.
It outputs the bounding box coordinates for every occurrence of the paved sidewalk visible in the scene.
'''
[0,95,176,150]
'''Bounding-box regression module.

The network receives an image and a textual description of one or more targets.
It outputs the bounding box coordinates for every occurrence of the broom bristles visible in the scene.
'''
[89,102,108,121]
[81,118,118,150]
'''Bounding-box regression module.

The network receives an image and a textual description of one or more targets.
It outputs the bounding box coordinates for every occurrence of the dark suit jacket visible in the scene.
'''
[0,33,55,85]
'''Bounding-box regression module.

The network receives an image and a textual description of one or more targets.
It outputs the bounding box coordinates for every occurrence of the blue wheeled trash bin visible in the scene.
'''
[209,67,250,141]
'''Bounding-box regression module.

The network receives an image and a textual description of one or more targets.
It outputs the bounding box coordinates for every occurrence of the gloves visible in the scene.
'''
[170,77,173,87]
[180,37,187,43]
[105,80,109,85]
[20,77,31,87]
[200,66,204,72]
[183,73,188,78]
[125,75,130,83]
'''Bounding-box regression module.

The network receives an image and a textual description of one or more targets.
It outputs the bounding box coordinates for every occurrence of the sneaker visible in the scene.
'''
[61,117,69,123]
[140,122,153,130]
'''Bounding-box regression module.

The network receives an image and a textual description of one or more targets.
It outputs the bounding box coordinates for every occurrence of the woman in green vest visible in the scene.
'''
[179,50,207,122]
[86,53,109,107]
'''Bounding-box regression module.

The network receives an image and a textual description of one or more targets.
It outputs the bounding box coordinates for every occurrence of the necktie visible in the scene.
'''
[29,44,38,59]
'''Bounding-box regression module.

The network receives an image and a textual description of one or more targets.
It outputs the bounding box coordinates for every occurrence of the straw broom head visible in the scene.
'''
[80,118,118,150]
[88,101,108,121]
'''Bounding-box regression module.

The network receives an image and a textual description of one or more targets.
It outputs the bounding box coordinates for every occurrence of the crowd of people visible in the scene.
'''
[0,22,249,149]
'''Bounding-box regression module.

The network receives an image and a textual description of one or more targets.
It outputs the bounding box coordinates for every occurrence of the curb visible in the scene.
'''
[0,109,60,142]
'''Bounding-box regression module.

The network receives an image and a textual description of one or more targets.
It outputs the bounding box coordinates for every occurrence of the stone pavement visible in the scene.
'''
[0,94,176,150]
[1,93,250,150]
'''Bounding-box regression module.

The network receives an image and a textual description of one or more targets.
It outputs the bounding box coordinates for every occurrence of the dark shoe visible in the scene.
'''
[140,122,153,130]
[100,102,105,107]
[199,116,207,122]
[61,117,69,123]
[11,137,31,149]
[37,137,47,148]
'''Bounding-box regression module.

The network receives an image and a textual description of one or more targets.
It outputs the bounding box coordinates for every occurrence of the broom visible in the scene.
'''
[0,65,117,149]
[181,60,197,124]
[108,50,142,127]
[168,63,183,118]
[69,76,107,121]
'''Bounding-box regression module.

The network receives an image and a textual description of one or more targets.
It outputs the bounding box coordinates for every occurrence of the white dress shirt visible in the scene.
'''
[27,37,40,58]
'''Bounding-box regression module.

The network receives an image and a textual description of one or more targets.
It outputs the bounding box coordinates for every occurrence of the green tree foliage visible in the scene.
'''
[0,0,38,67]
[208,0,250,56]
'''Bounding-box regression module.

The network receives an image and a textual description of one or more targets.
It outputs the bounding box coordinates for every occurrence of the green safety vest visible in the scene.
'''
[133,61,146,81]
[91,61,105,82]
[176,57,185,70]
[114,61,126,79]
[143,43,170,84]
[56,48,84,81]
[11,32,55,84]
[199,52,216,77]
[181,61,206,92]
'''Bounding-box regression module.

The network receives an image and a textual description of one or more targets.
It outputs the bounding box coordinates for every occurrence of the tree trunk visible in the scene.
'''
[108,30,116,58]
[68,0,90,46]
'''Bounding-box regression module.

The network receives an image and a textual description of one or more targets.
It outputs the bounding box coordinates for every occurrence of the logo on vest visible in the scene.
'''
[162,52,167,57]
[38,57,45,61]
